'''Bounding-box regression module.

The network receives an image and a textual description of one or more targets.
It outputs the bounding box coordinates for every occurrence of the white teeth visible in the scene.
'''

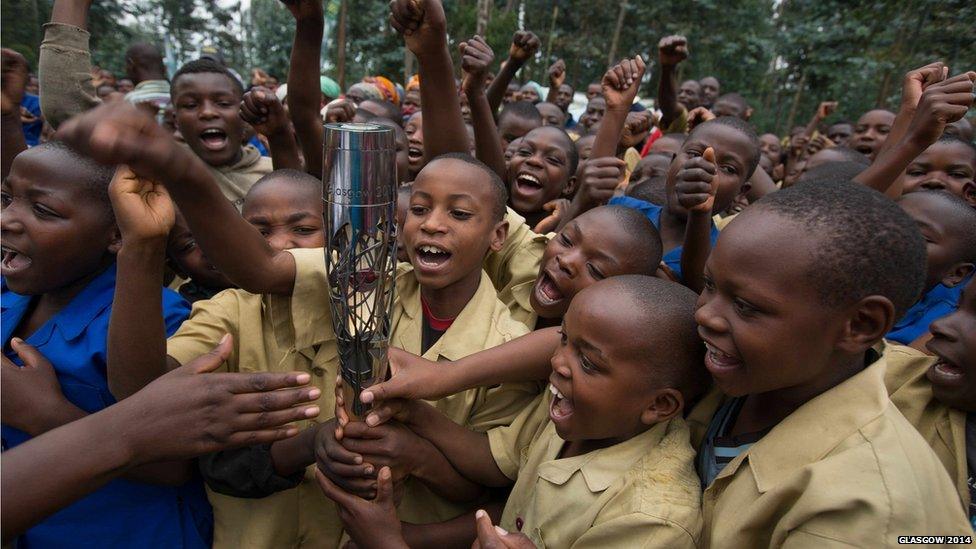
[201,129,225,137]
[419,245,447,254]
[705,343,732,359]
[519,174,540,184]
[549,384,565,400]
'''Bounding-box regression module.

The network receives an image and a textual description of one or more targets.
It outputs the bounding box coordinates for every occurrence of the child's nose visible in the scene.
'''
[694,297,729,335]
[920,177,947,190]
[550,351,572,379]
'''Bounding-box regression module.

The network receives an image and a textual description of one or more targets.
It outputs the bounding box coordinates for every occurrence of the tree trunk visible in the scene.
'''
[503,0,520,14]
[607,2,627,66]
[784,70,806,134]
[476,0,491,36]
[337,0,347,90]
[544,5,558,63]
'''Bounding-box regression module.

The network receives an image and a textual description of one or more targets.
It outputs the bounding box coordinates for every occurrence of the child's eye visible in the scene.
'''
[721,165,738,175]
[949,172,969,179]
[579,353,598,373]
[559,233,572,246]
[179,239,197,253]
[702,275,716,292]
[586,263,605,280]
[686,149,701,158]
[878,127,891,134]
[547,156,564,166]
[409,205,428,216]
[733,298,759,316]
[294,226,318,235]
[0,192,11,208]
[258,228,271,236]
[517,148,531,157]
[557,329,567,345]
[451,210,473,220]
[907,169,925,177]
[31,203,59,218]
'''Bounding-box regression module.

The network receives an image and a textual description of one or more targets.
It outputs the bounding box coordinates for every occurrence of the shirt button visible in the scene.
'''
[312,367,326,377]
[515,517,524,531]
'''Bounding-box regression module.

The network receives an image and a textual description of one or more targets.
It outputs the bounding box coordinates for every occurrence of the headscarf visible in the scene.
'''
[369,76,400,106]
[520,81,544,104]
[406,74,421,91]
[319,76,340,102]
[347,82,383,102]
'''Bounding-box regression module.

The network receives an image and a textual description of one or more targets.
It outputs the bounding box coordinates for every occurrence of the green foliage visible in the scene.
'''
[4,0,972,135]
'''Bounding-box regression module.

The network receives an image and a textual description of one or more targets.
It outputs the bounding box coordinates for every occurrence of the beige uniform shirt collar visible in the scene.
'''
[719,356,889,493]
[537,420,670,493]
[393,265,505,361]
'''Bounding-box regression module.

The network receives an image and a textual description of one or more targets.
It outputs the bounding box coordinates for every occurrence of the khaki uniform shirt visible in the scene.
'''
[488,392,702,548]
[701,355,971,548]
[166,250,342,548]
[389,263,541,524]
[485,208,547,329]
[883,342,970,512]
[209,145,272,210]
[290,252,540,525]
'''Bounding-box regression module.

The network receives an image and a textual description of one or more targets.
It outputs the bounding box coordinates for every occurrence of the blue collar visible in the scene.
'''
[2,263,118,343]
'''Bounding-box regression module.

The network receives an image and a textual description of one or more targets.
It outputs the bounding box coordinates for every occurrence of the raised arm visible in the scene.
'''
[240,86,303,171]
[57,102,298,295]
[677,147,718,293]
[486,31,540,113]
[855,71,975,197]
[590,55,646,159]
[876,62,947,160]
[1,49,29,178]
[39,0,100,129]
[105,167,174,399]
[282,0,326,177]
[391,0,468,159]
[460,35,506,178]
[656,35,687,129]
[544,59,566,104]
[802,101,837,138]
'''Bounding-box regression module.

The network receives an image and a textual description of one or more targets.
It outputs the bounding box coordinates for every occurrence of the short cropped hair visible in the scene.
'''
[361,99,403,126]
[798,160,869,185]
[427,152,508,221]
[499,100,543,125]
[752,179,926,317]
[527,125,579,176]
[31,141,116,220]
[935,133,976,165]
[900,190,976,262]
[172,58,243,96]
[247,169,322,200]
[626,175,668,206]
[599,205,664,274]
[588,275,708,403]
[688,116,761,179]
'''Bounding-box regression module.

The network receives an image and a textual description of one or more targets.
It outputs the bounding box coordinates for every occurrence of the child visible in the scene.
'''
[710,93,750,120]
[608,116,760,286]
[321,276,708,548]
[0,143,207,547]
[405,111,425,180]
[897,134,976,203]
[850,108,895,160]
[886,191,975,345]
[827,120,854,147]
[167,210,235,303]
[888,278,975,523]
[497,100,543,148]
[506,125,579,228]
[536,101,566,127]
[170,59,272,208]
[241,169,325,252]
[695,180,971,546]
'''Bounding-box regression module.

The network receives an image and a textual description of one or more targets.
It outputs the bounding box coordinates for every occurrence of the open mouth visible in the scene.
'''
[407,145,424,162]
[199,128,229,152]
[414,244,451,270]
[926,357,965,386]
[1,245,32,275]
[549,383,574,422]
[514,173,545,199]
[853,143,874,156]
[703,341,742,376]
[534,270,565,306]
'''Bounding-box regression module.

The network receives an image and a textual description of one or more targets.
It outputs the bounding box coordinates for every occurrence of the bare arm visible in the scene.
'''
[677,147,718,293]
[460,35,506,178]
[591,56,646,160]
[656,36,687,129]
[240,86,303,171]
[486,31,540,114]
[283,0,326,177]
[544,59,566,104]
[1,49,29,178]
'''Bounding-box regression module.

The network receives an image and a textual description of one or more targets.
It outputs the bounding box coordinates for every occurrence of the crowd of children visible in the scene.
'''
[1,0,975,547]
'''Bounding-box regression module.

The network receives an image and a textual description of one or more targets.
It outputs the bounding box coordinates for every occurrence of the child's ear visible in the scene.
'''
[640,387,683,425]
[836,295,896,354]
[562,174,578,197]
[942,262,975,288]
[489,219,509,253]
[962,182,976,207]
[744,107,754,121]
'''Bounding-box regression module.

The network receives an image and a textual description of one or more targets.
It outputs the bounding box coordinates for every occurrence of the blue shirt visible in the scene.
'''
[21,94,42,147]
[608,195,720,281]
[247,135,269,157]
[887,282,964,344]
[1,264,212,548]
